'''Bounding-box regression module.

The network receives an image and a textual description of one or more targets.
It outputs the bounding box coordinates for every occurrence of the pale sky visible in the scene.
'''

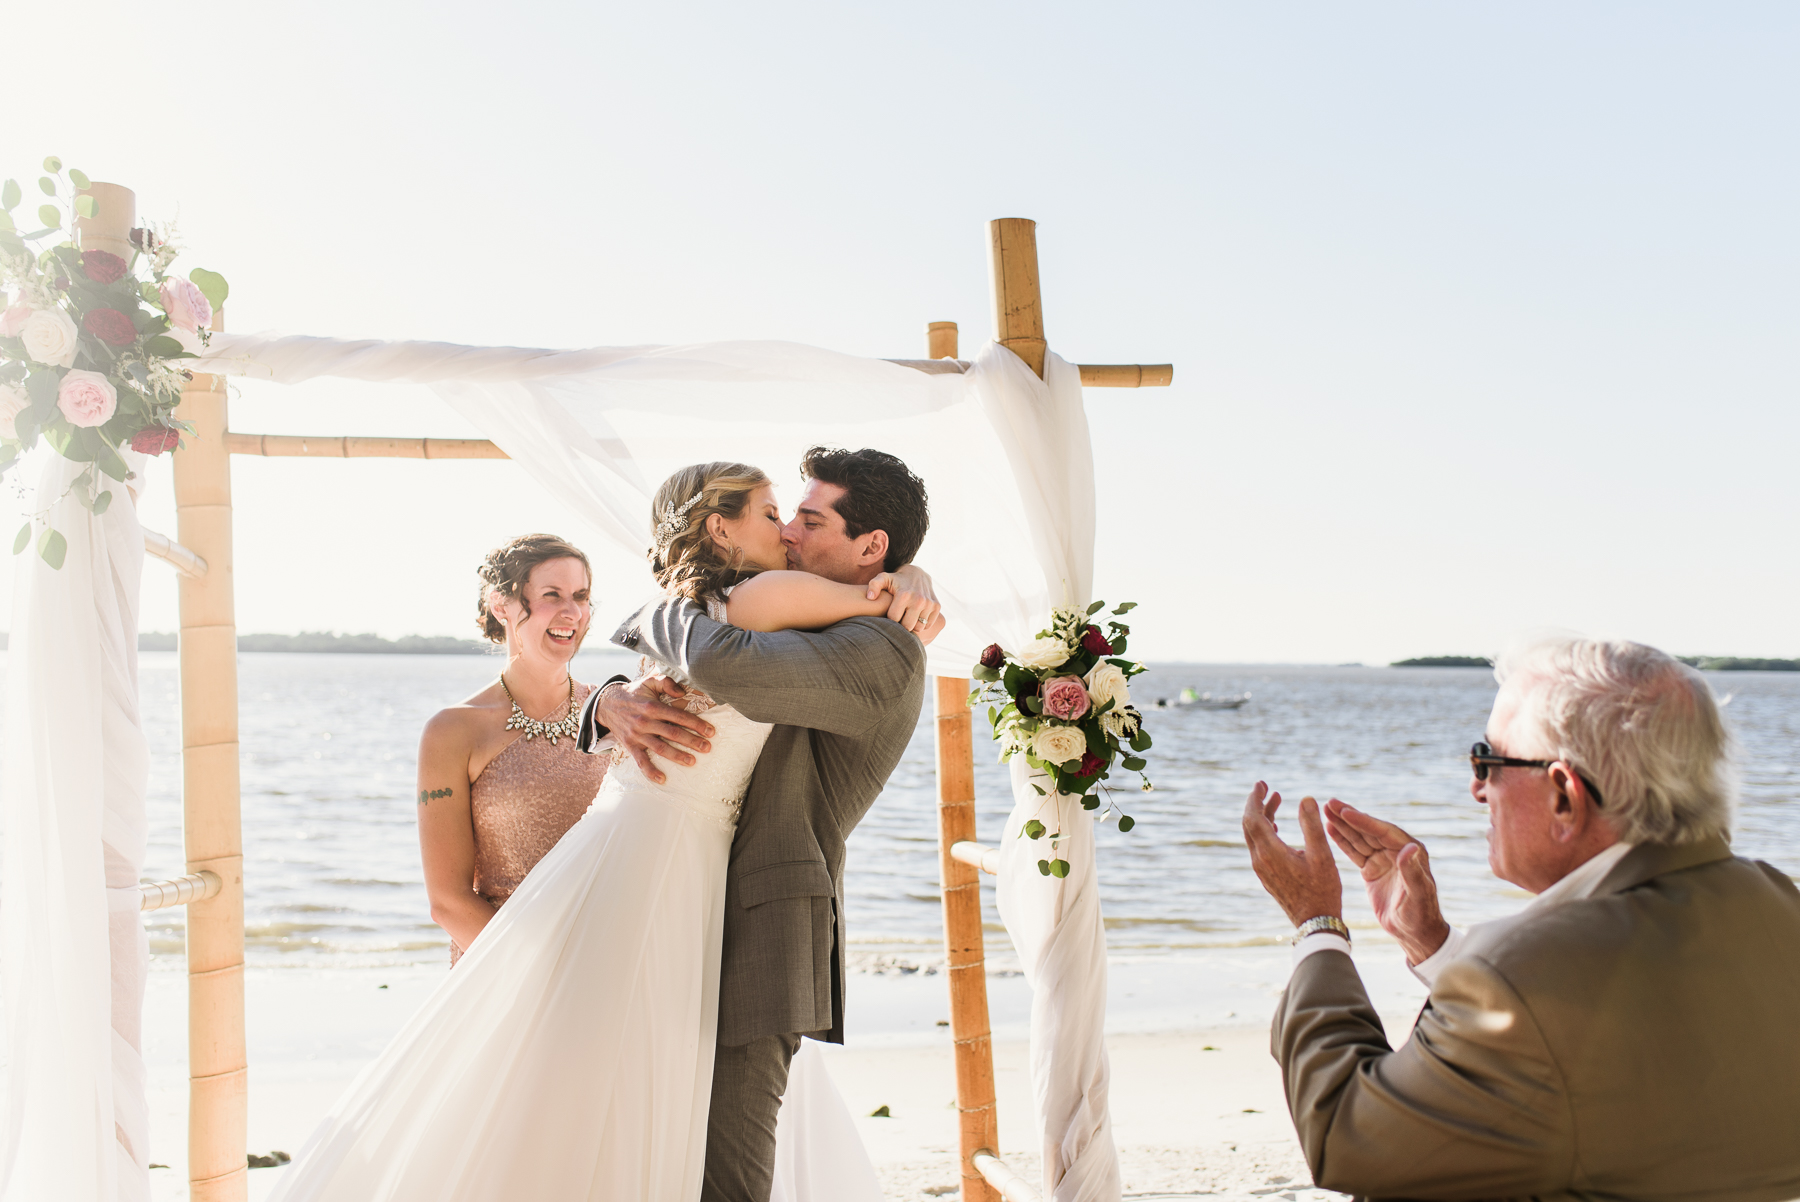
[5,2,1796,664]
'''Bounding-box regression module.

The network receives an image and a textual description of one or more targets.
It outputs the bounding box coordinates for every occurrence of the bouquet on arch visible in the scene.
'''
[0,155,229,568]
[970,600,1153,878]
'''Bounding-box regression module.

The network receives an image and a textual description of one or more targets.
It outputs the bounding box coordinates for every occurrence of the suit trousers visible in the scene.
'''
[701,1031,802,1202]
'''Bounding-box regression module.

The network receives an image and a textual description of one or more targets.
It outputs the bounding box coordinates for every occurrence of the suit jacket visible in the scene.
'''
[613,600,925,1046]
[1273,837,1800,1202]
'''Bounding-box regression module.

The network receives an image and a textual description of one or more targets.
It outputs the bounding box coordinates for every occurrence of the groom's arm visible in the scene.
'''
[616,598,923,737]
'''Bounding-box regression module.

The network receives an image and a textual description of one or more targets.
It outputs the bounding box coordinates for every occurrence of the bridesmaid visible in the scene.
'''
[415,533,610,963]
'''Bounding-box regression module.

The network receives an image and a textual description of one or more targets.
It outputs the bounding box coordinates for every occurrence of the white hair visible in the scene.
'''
[1493,636,1735,845]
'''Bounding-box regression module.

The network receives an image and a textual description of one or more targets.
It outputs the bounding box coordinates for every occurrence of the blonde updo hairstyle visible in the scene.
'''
[649,461,772,601]
[476,533,592,645]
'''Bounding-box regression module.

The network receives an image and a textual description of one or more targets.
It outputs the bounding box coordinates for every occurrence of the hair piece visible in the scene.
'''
[648,462,773,601]
[798,446,929,572]
[475,534,591,645]
[1494,636,1736,845]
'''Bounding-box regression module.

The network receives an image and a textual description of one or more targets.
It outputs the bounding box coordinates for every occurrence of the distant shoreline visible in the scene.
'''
[1391,653,1799,672]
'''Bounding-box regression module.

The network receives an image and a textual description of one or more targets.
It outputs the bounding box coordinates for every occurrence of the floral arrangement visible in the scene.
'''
[0,156,229,568]
[970,601,1152,878]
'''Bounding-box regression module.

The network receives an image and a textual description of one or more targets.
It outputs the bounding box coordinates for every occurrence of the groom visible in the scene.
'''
[587,446,936,1202]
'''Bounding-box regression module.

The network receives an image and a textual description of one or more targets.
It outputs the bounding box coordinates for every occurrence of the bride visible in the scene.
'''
[267,461,942,1202]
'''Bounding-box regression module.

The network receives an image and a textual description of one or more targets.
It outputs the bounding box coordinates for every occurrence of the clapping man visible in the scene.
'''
[1242,636,1800,1201]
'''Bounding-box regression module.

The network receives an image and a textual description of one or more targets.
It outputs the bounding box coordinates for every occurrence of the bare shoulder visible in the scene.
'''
[420,682,508,753]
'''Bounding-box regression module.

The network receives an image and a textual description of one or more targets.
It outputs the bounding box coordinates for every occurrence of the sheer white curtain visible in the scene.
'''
[1,454,151,1202]
[205,331,1119,1193]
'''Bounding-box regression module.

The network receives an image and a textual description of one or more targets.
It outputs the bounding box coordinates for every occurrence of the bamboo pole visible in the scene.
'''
[139,870,224,913]
[927,321,959,361]
[988,219,1047,379]
[173,308,248,1202]
[222,433,509,459]
[73,181,137,261]
[936,671,1000,1202]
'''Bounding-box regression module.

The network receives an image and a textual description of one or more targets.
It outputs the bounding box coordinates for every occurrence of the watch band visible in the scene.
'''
[1293,915,1351,945]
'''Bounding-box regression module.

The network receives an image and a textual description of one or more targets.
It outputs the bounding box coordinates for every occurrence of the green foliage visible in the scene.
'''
[38,177,55,196]
[42,156,61,173]
[74,194,97,219]
[1,179,18,209]
[188,268,229,309]
[1117,816,1135,832]
[1391,656,1490,668]
[37,204,59,230]
[1023,819,1046,840]
[12,523,29,556]
[68,168,90,190]
[37,527,66,570]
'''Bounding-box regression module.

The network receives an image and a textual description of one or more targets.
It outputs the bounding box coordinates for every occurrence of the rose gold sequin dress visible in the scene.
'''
[450,681,609,964]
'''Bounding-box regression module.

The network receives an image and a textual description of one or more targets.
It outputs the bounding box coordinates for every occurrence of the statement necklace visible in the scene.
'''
[499,673,581,745]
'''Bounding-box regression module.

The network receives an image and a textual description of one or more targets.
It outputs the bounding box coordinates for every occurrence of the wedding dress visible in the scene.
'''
[268,638,882,1200]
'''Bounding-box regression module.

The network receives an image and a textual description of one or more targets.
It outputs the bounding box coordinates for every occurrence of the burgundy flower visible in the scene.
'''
[130,425,181,455]
[979,643,1005,671]
[82,250,127,284]
[53,276,71,292]
[1076,751,1104,777]
[1080,626,1114,656]
[82,308,137,347]
[1013,678,1040,716]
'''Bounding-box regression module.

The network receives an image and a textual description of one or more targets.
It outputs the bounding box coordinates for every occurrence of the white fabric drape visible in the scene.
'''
[997,761,1118,1201]
[1,455,151,1202]
[196,330,1117,1189]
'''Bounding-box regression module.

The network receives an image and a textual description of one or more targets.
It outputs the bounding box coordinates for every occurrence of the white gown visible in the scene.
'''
[268,683,883,1201]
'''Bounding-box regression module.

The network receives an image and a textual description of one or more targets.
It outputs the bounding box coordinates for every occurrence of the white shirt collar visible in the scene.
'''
[1528,840,1636,910]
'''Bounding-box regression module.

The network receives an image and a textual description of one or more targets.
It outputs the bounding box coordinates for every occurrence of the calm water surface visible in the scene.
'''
[50,654,1800,969]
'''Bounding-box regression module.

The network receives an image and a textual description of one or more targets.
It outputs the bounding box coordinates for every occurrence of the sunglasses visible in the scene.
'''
[1469,742,1604,807]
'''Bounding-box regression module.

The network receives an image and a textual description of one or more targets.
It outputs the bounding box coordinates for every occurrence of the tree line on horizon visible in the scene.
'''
[1391,654,1799,672]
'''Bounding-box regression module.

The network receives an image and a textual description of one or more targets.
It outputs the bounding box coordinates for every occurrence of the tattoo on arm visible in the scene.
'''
[418,787,454,805]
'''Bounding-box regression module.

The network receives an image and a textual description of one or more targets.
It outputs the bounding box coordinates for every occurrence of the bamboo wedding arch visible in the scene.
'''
[88,186,1172,1202]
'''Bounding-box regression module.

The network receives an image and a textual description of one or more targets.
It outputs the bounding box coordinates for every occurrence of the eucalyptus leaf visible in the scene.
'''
[38,177,55,196]
[94,440,130,482]
[1113,602,1137,614]
[1,179,17,209]
[1122,756,1146,771]
[1024,819,1046,840]
[1130,731,1152,752]
[188,268,229,309]
[37,205,60,230]
[73,195,97,219]
[42,156,61,173]
[68,168,90,189]
[91,490,113,515]
[1049,859,1070,879]
[37,527,66,570]
[1037,860,1051,876]
[1085,600,1104,616]
[0,212,11,233]
[971,663,1001,682]
[144,335,188,358]
[12,523,28,556]
[1117,816,1135,833]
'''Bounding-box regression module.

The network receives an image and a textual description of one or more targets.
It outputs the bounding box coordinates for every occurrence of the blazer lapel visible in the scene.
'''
[1596,834,1733,896]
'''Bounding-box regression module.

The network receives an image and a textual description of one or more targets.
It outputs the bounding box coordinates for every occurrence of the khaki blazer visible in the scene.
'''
[1273,838,1800,1202]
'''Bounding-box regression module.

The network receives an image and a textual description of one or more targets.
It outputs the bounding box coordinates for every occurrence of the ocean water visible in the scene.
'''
[28,653,1800,971]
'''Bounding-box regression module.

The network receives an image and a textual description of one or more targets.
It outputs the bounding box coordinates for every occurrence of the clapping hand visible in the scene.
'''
[1323,800,1450,965]
[1241,782,1343,927]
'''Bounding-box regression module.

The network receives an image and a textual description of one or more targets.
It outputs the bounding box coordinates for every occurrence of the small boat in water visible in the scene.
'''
[1159,687,1251,710]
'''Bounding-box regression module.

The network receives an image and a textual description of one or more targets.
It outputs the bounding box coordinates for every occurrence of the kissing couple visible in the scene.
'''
[270,448,946,1202]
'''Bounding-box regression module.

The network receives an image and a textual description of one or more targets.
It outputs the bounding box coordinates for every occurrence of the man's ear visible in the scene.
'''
[856,528,890,568]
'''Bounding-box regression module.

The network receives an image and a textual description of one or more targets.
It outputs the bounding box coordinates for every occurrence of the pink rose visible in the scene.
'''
[0,301,30,339]
[1041,675,1092,721]
[158,277,213,332]
[57,369,117,428]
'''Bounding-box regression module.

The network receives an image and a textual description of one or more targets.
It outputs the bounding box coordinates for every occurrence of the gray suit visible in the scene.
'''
[612,600,926,1201]
[1272,837,1800,1202]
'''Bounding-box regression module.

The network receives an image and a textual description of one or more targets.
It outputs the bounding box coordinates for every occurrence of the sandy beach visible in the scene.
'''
[134,946,1432,1201]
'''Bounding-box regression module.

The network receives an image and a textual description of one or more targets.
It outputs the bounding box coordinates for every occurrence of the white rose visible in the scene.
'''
[20,307,78,368]
[0,383,27,440]
[1085,662,1130,713]
[1033,724,1087,766]
[1015,636,1072,671]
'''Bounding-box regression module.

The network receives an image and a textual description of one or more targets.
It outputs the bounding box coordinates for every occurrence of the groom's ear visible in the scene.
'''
[856,528,889,568]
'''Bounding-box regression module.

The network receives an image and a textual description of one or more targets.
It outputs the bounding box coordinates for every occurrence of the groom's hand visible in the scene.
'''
[867,565,943,638]
[593,676,715,786]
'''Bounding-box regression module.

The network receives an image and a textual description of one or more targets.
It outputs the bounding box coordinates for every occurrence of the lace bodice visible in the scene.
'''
[599,587,771,829]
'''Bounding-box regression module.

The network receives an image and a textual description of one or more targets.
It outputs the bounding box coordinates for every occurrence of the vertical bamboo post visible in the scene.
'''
[173,307,247,1202]
[929,316,1002,1201]
[987,219,1046,379]
[73,182,137,262]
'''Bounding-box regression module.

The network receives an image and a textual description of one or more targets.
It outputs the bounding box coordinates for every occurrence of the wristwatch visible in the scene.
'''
[1293,915,1351,945]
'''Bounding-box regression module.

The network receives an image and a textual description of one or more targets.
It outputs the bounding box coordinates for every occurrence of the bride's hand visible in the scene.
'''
[867,565,942,637]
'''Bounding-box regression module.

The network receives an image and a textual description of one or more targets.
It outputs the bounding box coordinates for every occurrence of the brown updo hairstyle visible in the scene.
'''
[476,533,592,644]
[648,462,772,601]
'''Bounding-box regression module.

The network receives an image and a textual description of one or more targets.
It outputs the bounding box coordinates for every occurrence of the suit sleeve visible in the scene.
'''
[618,599,923,737]
[1272,950,1576,1199]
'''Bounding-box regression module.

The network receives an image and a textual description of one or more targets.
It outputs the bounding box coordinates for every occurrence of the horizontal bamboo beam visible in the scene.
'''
[144,528,209,578]
[1079,363,1173,388]
[223,433,508,459]
[972,1150,1041,1201]
[951,840,1001,876]
[140,870,223,913]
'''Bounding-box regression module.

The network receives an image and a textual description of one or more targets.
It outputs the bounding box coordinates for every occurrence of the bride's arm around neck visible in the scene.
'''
[721,568,945,643]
